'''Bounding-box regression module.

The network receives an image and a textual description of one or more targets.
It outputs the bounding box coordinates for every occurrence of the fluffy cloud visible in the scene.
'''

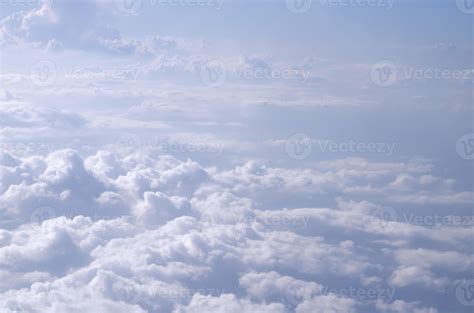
[0,148,472,312]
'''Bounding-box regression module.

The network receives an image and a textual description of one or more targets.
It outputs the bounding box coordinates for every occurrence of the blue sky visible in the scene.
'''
[0,0,473,312]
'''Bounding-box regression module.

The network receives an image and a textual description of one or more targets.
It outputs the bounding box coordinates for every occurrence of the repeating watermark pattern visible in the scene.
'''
[284,281,396,306]
[369,208,473,232]
[115,0,224,15]
[456,0,474,14]
[114,0,142,15]
[62,66,142,82]
[318,140,396,156]
[0,142,55,155]
[285,134,396,160]
[286,0,313,14]
[371,61,398,87]
[368,206,397,231]
[200,60,227,87]
[285,133,313,160]
[456,280,474,305]
[114,135,225,158]
[30,206,57,225]
[113,285,142,304]
[403,214,474,227]
[201,213,311,228]
[286,0,394,14]
[371,61,473,87]
[199,60,310,86]
[150,0,224,8]
[114,134,142,158]
[234,67,310,82]
[30,60,57,87]
[456,133,474,160]
[284,280,318,305]
[0,0,53,7]
[112,286,225,304]
[320,0,393,9]
[30,60,143,86]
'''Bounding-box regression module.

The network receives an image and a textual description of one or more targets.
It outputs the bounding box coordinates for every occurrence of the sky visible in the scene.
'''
[0,0,473,312]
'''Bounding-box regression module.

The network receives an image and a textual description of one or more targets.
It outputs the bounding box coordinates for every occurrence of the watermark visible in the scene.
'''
[284,281,396,306]
[200,60,227,87]
[112,284,141,304]
[456,133,474,160]
[368,208,473,232]
[0,142,55,155]
[199,60,310,87]
[114,135,225,158]
[456,280,474,305]
[30,60,57,87]
[285,134,396,160]
[30,206,57,225]
[402,214,473,227]
[201,212,310,228]
[62,66,142,82]
[285,133,313,160]
[456,0,474,14]
[114,0,142,15]
[401,67,473,81]
[371,61,397,87]
[319,0,393,9]
[286,0,313,14]
[112,285,225,304]
[368,206,397,232]
[30,61,143,86]
[0,0,53,7]
[286,0,393,14]
[317,140,395,156]
[371,61,473,87]
[114,134,142,158]
[150,0,224,9]
[114,0,223,15]
[234,66,310,82]
[284,280,320,305]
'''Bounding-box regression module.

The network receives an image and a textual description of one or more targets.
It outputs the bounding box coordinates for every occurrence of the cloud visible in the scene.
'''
[173,294,285,313]
[375,299,438,313]
[0,148,472,312]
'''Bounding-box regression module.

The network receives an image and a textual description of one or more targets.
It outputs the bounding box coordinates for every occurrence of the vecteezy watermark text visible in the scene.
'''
[199,60,310,87]
[371,60,473,87]
[0,0,53,6]
[286,0,394,14]
[285,133,396,160]
[115,0,224,15]
[29,60,143,87]
[201,212,311,228]
[114,134,225,158]
[368,206,474,232]
[1,142,55,155]
[284,281,396,306]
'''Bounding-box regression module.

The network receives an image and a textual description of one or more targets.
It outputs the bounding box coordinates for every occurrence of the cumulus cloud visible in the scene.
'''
[0,146,471,312]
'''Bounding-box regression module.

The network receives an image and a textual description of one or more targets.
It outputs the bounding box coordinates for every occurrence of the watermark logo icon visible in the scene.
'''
[456,133,474,160]
[371,61,397,87]
[286,0,312,14]
[368,206,397,231]
[200,60,227,87]
[30,60,57,87]
[284,281,313,306]
[285,133,312,160]
[456,0,474,13]
[115,0,142,15]
[113,285,141,304]
[114,134,142,158]
[30,206,56,225]
[456,280,474,305]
